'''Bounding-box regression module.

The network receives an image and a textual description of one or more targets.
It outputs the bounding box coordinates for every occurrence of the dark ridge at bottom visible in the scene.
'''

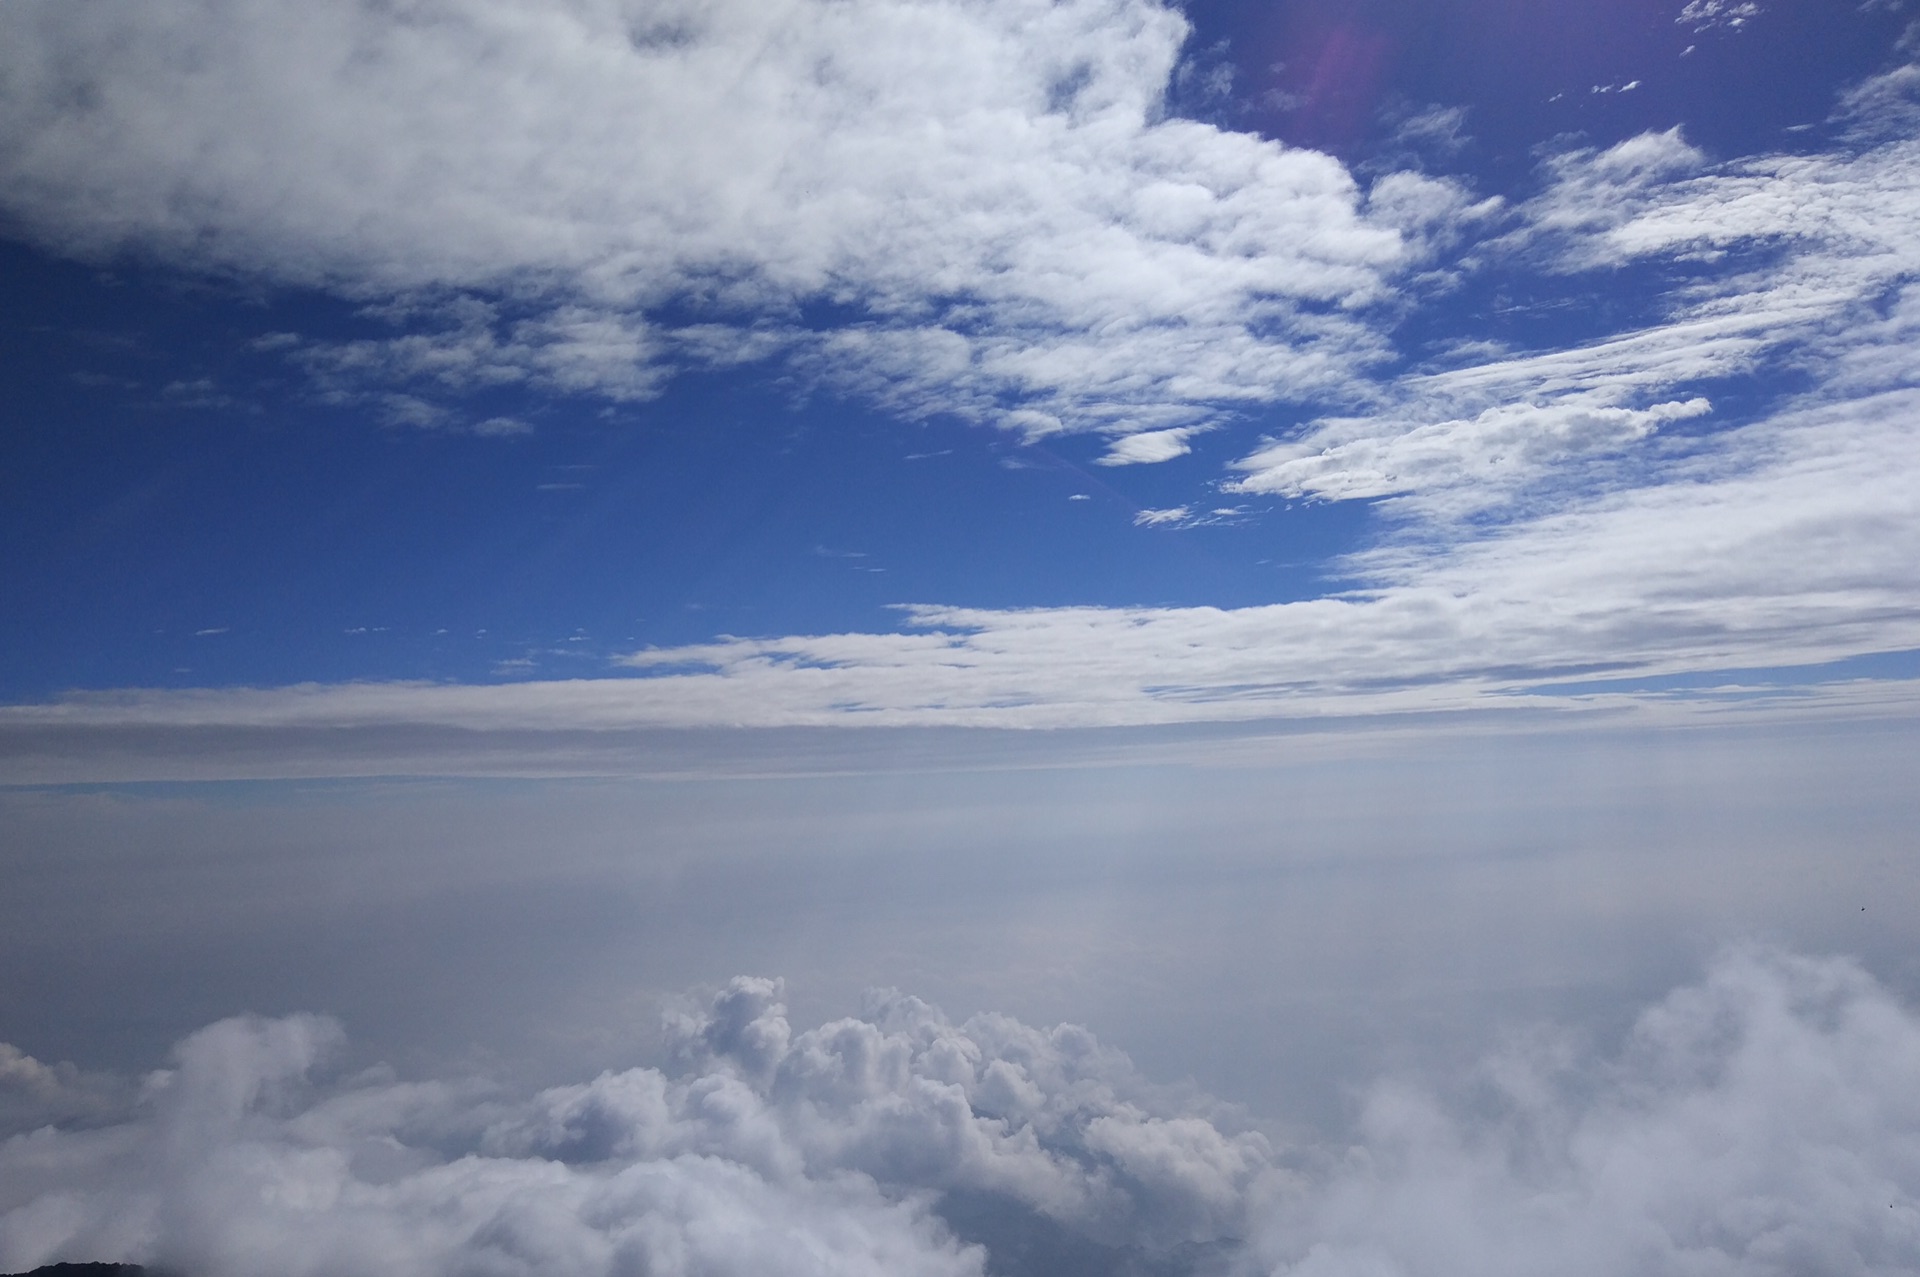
[3,1265,151,1277]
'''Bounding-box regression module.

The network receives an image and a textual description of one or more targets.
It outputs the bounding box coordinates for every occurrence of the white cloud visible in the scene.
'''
[0,49,1915,733]
[1678,0,1763,32]
[0,978,1273,1276]
[1520,103,1920,289]
[1232,396,1711,514]
[1257,949,1920,1277]
[7,377,1915,734]
[0,0,1413,443]
[4,952,1919,1277]
[1099,428,1198,466]
[1236,86,1920,524]
[1362,171,1503,263]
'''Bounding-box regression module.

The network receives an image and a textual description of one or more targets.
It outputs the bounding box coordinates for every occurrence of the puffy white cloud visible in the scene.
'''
[4,952,1919,1277]
[1100,428,1199,466]
[0,978,1275,1276]
[0,0,1412,443]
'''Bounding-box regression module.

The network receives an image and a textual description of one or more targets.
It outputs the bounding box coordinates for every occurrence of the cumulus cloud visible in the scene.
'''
[0,1046,132,1137]
[0,0,1414,444]
[0,978,1274,1277]
[3,952,1918,1277]
[1100,428,1200,466]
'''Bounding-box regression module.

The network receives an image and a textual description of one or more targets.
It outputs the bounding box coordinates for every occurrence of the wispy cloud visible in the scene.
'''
[1678,0,1762,32]
[1236,82,1920,522]
[1231,396,1711,516]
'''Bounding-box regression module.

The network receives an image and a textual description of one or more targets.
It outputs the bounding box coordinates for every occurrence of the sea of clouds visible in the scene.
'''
[3,948,1917,1277]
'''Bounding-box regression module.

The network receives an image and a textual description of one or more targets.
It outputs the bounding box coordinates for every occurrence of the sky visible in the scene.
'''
[4,1,1920,1274]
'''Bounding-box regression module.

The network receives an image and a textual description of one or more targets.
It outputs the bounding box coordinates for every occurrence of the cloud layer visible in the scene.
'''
[8,376,1915,734]
[3,951,1918,1276]
[0,0,1414,439]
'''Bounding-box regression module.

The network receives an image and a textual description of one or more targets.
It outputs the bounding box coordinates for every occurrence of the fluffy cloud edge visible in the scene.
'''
[4,949,1920,1277]
[0,0,1422,446]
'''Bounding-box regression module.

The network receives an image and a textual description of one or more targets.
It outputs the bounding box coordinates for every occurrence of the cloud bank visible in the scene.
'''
[2,951,1918,1276]
[0,0,1417,441]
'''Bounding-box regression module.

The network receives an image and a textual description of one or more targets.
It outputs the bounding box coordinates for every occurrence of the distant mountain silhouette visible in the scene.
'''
[2,1265,149,1277]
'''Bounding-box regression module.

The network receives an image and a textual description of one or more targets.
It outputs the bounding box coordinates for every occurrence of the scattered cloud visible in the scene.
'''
[1132,505,1246,529]
[1678,0,1763,32]
[475,415,534,438]
[160,377,241,412]
[275,304,668,415]
[1374,106,1472,168]
[1101,429,1200,466]
[3,951,1917,1277]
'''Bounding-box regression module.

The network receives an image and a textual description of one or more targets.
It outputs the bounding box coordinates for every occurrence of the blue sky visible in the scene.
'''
[6,3,1920,1275]
[2,0,1915,730]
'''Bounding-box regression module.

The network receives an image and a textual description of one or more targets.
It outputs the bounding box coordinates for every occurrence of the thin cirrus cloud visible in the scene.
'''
[8,383,1914,737]
[1233,85,1920,520]
[0,0,1423,442]
[2,950,1917,1277]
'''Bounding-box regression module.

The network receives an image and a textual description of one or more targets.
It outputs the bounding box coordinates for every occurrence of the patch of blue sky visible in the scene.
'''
[0,242,1384,697]
[1177,0,1907,174]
